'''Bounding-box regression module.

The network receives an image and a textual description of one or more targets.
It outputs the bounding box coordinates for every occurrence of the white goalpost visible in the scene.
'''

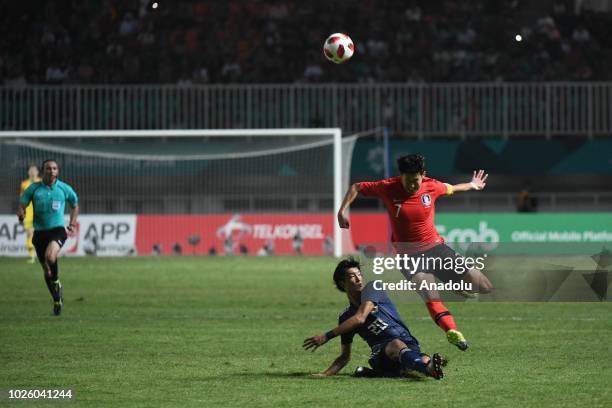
[0,128,345,257]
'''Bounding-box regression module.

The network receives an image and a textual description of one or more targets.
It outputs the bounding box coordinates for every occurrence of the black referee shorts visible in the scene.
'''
[400,243,465,283]
[32,227,68,263]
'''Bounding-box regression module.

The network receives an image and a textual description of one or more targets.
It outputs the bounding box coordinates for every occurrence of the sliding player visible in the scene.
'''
[303,258,444,379]
[17,159,79,316]
[337,154,493,350]
[19,164,41,263]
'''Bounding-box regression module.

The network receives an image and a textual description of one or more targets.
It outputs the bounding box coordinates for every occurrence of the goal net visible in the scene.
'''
[0,129,366,257]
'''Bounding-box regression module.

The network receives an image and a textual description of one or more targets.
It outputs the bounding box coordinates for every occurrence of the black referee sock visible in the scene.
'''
[44,262,61,302]
[49,262,59,281]
[44,273,57,300]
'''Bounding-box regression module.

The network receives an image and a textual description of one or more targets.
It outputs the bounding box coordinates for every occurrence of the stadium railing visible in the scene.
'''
[2,82,612,137]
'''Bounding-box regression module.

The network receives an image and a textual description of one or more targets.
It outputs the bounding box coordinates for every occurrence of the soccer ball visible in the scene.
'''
[323,33,354,64]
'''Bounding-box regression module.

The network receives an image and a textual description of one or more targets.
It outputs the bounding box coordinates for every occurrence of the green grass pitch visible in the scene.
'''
[1,257,611,407]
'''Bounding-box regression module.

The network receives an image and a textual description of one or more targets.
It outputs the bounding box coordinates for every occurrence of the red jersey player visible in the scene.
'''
[337,154,493,350]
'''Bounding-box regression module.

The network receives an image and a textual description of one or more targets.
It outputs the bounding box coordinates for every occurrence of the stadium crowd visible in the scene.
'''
[1,0,612,85]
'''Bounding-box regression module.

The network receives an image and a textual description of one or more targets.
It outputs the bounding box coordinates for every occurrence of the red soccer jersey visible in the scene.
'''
[358,176,451,251]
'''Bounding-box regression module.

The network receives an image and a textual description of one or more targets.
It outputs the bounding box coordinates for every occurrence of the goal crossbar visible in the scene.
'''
[0,128,341,138]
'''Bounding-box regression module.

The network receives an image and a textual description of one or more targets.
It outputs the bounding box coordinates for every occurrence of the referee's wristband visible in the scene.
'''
[325,330,337,341]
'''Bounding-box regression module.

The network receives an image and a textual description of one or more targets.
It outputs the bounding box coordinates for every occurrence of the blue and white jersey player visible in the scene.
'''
[303,258,445,379]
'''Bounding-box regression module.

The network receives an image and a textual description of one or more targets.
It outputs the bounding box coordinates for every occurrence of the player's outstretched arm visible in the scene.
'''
[451,169,488,193]
[337,183,361,228]
[303,301,375,352]
[311,343,352,378]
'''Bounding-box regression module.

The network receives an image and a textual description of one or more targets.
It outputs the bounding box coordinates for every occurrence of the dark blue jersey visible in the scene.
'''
[338,281,419,349]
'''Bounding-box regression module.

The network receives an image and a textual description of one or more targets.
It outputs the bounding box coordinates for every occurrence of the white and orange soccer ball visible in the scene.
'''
[323,33,354,64]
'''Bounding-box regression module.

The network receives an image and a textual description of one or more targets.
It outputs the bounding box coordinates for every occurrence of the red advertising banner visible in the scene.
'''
[135,213,389,256]
[136,214,328,256]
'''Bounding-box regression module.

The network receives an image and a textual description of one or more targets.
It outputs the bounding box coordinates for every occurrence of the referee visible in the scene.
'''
[17,159,79,316]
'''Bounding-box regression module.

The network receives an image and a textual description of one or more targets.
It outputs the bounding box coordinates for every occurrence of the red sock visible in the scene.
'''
[426,301,458,332]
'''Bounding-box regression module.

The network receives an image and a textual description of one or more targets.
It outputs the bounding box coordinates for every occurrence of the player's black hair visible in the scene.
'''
[41,159,58,170]
[333,257,361,292]
[397,154,425,174]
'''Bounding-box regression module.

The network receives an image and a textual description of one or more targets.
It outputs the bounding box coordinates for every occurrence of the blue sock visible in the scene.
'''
[399,348,428,375]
